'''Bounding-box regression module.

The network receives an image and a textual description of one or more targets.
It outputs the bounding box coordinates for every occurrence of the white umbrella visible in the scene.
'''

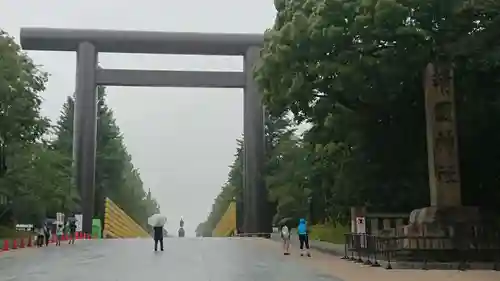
[148,214,167,227]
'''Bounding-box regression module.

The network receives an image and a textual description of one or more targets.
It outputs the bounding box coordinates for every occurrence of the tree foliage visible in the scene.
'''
[196,114,298,235]
[0,29,159,227]
[53,87,160,227]
[200,0,500,233]
[0,30,76,225]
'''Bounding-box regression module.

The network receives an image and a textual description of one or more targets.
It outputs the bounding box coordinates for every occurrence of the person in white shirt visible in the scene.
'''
[281,224,291,255]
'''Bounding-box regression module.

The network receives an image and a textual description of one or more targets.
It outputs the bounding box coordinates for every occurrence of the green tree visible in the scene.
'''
[52,87,160,227]
[0,30,76,225]
[0,142,77,223]
[197,114,296,235]
[0,30,49,147]
[255,0,500,223]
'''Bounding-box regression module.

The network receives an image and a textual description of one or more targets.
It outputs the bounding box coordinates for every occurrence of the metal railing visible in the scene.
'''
[342,231,500,270]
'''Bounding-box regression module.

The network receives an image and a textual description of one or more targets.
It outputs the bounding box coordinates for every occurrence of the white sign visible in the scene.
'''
[16,224,34,231]
[56,212,65,225]
[356,216,366,234]
[75,214,83,232]
[356,216,367,248]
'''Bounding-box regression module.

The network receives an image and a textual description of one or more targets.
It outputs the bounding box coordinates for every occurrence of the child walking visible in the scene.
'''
[297,218,311,257]
[281,224,291,255]
[56,224,64,246]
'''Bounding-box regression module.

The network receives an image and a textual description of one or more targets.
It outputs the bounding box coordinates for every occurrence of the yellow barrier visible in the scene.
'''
[103,197,150,238]
[212,201,236,237]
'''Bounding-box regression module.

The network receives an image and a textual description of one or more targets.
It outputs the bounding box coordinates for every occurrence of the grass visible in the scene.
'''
[309,223,348,244]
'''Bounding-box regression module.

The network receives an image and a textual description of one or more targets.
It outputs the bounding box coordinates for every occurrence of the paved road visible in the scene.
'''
[0,237,344,281]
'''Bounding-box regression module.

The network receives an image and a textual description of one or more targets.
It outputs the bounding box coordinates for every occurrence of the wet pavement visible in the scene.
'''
[0,237,344,281]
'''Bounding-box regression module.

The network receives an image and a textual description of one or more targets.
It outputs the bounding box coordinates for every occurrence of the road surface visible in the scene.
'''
[0,237,342,281]
[1,237,499,281]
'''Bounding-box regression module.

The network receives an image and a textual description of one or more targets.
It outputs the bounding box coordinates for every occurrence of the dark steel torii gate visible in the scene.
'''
[20,28,269,236]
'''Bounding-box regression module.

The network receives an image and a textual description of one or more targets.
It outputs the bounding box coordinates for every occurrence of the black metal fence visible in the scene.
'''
[342,231,500,270]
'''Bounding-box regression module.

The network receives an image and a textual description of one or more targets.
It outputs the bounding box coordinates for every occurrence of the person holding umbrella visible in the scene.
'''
[148,214,167,252]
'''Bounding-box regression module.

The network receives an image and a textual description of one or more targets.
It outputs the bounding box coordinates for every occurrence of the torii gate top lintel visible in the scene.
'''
[20,27,264,56]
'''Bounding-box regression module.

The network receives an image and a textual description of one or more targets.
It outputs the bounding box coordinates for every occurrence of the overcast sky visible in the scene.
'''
[2,0,276,236]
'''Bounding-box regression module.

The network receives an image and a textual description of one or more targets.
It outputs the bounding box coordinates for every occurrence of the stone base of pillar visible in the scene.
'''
[403,206,481,250]
[409,206,480,226]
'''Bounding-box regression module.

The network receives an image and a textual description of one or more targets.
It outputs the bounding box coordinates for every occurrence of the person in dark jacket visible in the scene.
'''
[68,219,77,244]
[153,226,164,251]
[43,222,51,247]
[178,217,185,237]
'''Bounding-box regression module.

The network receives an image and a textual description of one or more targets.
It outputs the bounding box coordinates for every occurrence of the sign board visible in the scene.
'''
[56,212,65,225]
[355,216,367,248]
[16,224,34,231]
[356,217,366,234]
[75,214,83,232]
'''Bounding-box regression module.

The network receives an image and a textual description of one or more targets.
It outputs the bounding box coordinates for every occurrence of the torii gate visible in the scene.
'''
[20,27,270,236]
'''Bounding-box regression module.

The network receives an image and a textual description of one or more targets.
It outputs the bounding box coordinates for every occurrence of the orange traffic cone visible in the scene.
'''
[27,236,32,247]
[12,239,17,249]
[2,240,9,251]
[20,238,25,248]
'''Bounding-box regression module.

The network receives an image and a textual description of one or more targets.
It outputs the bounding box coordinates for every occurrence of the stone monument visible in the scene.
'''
[404,63,479,250]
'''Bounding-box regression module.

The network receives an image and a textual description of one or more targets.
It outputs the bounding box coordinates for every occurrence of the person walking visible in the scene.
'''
[153,226,164,252]
[297,218,311,257]
[36,225,44,247]
[68,219,77,244]
[55,224,64,246]
[43,222,51,247]
[280,223,291,255]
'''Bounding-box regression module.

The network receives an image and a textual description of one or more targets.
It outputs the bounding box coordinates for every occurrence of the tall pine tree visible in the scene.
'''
[52,86,160,226]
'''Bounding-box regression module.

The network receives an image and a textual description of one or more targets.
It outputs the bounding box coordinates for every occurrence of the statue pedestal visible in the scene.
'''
[402,206,480,250]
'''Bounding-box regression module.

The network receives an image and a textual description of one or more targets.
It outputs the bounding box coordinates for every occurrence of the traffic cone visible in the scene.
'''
[76,232,80,239]
[20,238,25,248]
[2,240,9,251]
[63,234,67,241]
[27,236,32,247]
[12,239,17,249]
